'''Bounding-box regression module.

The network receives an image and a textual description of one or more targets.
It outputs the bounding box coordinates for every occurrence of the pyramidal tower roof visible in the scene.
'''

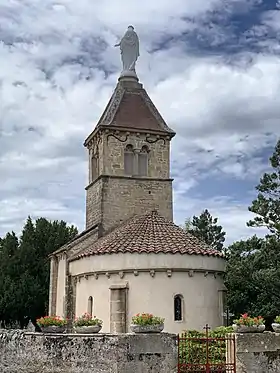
[84,77,175,146]
[84,25,175,146]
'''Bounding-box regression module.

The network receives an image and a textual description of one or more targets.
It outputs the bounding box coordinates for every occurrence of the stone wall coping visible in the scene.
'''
[235,331,280,353]
[0,330,177,338]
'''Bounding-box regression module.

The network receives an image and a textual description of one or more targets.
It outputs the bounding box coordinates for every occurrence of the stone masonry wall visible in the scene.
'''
[49,227,99,317]
[235,332,280,373]
[103,133,171,179]
[86,177,103,230]
[86,175,173,234]
[0,330,177,373]
[102,176,173,232]
[85,130,173,231]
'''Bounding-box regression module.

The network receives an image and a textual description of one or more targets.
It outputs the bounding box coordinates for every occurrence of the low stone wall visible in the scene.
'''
[0,330,177,373]
[236,332,280,373]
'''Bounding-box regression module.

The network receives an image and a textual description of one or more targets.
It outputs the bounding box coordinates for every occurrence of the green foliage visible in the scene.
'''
[185,209,226,252]
[225,235,280,318]
[247,139,280,236]
[0,217,78,327]
[179,326,234,367]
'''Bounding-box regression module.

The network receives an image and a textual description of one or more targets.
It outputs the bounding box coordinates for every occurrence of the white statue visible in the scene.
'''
[114,25,140,77]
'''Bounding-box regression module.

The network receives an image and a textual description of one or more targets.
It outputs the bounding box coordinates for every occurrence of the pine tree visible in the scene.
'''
[185,209,226,252]
[248,139,280,236]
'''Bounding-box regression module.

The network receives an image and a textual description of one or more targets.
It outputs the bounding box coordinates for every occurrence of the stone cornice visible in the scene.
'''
[84,126,173,149]
[72,268,224,282]
[85,175,173,191]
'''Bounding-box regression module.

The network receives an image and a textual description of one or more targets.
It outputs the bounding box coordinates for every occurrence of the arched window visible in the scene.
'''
[124,144,134,175]
[138,145,149,176]
[174,294,183,321]
[87,296,93,317]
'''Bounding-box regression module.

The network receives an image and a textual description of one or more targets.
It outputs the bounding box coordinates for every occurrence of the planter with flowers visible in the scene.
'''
[272,316,280,333]
[130,313,164,333]
[232,314,265,333]
[37,316,67,334]
[73,313,103,334]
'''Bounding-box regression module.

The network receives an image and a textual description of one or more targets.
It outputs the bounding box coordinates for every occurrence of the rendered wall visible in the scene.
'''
[70,252,226,333]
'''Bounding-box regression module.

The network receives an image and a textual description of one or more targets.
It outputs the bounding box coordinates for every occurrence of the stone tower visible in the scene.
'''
[84,77,176,234]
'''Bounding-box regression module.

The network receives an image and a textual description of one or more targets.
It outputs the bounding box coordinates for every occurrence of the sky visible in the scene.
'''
[0,0,280,245]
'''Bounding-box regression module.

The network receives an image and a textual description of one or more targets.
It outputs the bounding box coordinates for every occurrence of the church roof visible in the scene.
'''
[70,210,223,261]
[84,78,175,146]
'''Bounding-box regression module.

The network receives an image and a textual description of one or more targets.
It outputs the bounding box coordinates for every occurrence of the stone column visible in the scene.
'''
[225,333,236,372]
[110,284,128,333]
[48,256,58,315]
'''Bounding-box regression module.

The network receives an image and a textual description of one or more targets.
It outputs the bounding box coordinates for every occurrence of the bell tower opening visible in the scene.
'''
[124,144,134,175]
[137,145,149,176]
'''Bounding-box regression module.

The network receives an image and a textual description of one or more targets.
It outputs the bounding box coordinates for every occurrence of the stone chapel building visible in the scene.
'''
[48,72,226,334]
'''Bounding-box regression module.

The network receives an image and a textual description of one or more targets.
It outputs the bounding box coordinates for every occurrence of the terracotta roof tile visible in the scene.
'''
[70,210,224,261]
[112,92,163,131]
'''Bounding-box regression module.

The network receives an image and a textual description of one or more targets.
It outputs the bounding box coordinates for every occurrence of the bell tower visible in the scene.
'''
[84,26,175,234]
[84,76,175,234]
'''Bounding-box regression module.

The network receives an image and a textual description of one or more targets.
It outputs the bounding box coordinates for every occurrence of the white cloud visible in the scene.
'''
[173,194,269,245]
[0,0,279,244]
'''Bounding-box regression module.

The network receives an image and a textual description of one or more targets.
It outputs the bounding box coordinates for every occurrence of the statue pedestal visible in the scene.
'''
[119,69,139,81]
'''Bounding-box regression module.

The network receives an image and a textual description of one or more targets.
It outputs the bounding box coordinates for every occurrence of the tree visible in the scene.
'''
[247,139,280,236]
[0,217,78,327]
[185,209,226,252]
[0,232,20,327]
[225,235,280,319]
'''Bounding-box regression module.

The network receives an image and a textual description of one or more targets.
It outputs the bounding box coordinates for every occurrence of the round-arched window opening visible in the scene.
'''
[124,144,134,175]
[174,294,183,321]
[87,296,93,317]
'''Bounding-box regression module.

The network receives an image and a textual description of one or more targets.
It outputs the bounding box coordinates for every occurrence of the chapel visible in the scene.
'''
[48,27,226,334]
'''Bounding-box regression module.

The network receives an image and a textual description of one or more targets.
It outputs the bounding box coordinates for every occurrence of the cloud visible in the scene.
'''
[173,194,268,245]
[0,0,280,245]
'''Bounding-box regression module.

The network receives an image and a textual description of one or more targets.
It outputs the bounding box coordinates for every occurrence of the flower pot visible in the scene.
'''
[272,323,280,333]
[74,325,102,334]
[232,324,265,333]
[40,325,66,334]
[130,324,164,333]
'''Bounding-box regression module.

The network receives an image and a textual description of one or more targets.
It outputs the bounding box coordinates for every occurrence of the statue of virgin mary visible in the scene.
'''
[115,26,140,76]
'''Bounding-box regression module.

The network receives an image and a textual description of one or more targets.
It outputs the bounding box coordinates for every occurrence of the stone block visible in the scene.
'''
[0,330,177,373]
[235,332,280,373]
